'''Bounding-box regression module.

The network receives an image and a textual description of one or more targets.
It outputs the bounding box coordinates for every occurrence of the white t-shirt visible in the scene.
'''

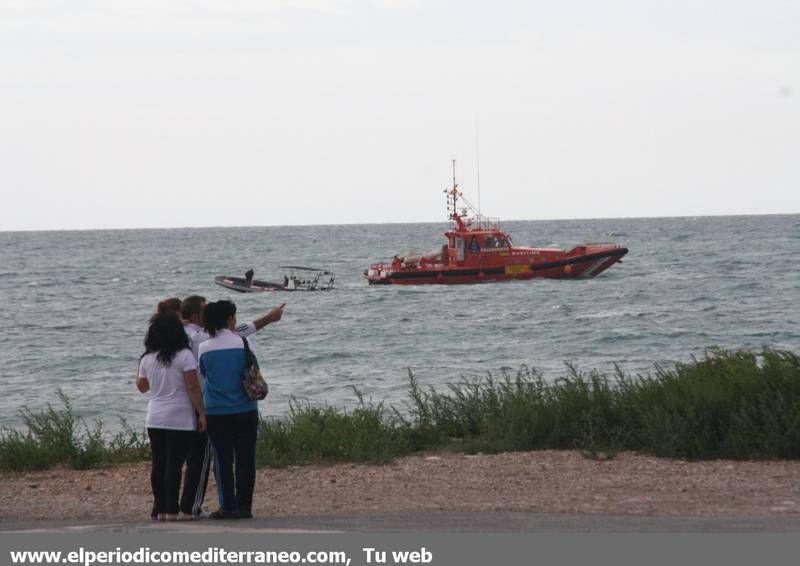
[139,348,198,430]
[184,322,207,362]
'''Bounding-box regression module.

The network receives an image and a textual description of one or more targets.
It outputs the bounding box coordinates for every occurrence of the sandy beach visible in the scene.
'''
[2,450,799,521]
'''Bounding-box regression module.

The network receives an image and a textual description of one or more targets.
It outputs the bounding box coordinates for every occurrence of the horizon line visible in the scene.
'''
[1,211,798,234]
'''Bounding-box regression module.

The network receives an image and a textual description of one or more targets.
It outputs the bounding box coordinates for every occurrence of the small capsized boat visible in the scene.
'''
[365,161,628,285]
[214,266,335,293]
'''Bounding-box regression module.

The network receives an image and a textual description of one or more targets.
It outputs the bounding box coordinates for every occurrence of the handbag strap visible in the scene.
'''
[241,337,253,370]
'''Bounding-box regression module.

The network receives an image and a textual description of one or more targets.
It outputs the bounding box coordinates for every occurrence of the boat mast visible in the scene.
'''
[447,159,465,231]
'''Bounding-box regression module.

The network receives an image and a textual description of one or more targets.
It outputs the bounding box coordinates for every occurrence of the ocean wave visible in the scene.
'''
[592,333,647,344]
[720,281,763,292]
[298,351,356,364]
[577,309,651,320]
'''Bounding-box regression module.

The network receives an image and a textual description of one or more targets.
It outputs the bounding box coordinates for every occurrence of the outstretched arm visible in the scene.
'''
[251,303,286,331]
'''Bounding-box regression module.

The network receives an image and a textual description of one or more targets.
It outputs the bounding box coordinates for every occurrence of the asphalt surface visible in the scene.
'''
[4,512,800,533]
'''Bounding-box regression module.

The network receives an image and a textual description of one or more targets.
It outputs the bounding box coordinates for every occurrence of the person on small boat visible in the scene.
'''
[244,269,254,286]
[283,275,289,287]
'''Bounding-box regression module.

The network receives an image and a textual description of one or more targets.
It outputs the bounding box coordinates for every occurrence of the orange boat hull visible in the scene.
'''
[367,245,627,285]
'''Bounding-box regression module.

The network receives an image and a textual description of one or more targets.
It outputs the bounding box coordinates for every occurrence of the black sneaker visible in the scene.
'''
[210,508,241,520]
[239,510,253,519]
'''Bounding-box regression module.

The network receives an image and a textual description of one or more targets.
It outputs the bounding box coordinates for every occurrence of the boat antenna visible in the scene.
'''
[450,158,457,225]
[475,114,481,222]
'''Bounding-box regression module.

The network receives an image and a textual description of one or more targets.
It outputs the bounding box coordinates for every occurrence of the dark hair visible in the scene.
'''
[157,297,182,315]
[144,312,190,365]
[180,295,206,320]
[202,300,236,337]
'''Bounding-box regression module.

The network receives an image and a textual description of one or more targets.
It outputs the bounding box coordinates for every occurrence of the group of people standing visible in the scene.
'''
[137,295,285,521]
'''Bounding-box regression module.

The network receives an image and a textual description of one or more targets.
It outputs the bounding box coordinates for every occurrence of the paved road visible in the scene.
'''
[4,512,800,533]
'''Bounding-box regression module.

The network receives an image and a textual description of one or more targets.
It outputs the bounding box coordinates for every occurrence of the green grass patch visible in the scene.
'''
[0,391,149,472]
[2,348,799,472]
[256,389,407,467]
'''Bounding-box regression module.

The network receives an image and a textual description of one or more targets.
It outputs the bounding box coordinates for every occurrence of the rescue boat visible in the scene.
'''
[365,161,628,285]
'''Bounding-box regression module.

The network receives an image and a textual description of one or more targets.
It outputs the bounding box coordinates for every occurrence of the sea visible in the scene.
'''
[1,215,799,431]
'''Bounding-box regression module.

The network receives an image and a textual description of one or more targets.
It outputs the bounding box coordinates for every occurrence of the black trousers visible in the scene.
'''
[206,411,258,514]
[179,430,213,516]
[147,428,194,515]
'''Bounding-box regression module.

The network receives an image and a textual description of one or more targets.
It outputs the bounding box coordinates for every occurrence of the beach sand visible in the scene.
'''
[2,450,799,521]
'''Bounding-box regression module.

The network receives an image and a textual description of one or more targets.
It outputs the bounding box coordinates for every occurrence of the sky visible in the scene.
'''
[1,0,799,231]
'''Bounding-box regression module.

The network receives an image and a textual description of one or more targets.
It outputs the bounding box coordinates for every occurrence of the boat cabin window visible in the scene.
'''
[485,235,508,248]
[455,237,465,261]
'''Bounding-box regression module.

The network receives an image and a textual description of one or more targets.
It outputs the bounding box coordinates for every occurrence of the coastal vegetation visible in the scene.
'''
[2,348,799,472]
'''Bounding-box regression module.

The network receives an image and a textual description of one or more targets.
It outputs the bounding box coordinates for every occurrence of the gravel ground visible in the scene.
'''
[2,450,799,521]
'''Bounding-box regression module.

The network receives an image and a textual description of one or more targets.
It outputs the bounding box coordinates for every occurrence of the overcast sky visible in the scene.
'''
[1,0,798,231]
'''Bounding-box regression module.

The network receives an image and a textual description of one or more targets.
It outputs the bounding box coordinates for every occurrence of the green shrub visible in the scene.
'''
[0,390,149,471]
[3,349,800,473]
[0,429,53,472]
[620,349,800,459]
[256,389,406,467]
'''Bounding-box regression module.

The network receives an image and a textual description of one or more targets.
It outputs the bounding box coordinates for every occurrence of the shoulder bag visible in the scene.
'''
[241,337,269,401]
